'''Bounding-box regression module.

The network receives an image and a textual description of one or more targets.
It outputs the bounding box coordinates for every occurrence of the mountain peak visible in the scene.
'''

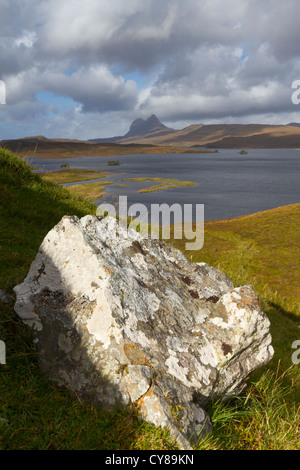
[125,115,169,138]
[148,114,162,123]
[88,115,174,143]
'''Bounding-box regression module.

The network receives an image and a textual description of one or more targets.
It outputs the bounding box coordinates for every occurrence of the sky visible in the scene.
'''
[1,0,300,140]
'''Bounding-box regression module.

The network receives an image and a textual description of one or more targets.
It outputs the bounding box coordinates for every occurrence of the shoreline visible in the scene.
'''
[204,202,300,225]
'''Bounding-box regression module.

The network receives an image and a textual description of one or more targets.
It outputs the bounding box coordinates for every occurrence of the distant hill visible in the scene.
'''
[0,133,209,158]
[3,116,300,153]
[89,114,175,143]
[89,116,300,148]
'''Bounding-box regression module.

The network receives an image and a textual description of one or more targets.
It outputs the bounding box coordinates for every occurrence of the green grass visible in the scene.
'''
[40,169,113,184]
[66,181,113,200]
[0,152,97,290]
[0,148,299,450]
[122,177,197,193]
[196,366,299,450]
[39,168,121,201]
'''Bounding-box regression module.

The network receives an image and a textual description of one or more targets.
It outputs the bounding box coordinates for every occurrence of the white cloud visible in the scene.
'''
[4,65,138,111]
[1,0,300,138]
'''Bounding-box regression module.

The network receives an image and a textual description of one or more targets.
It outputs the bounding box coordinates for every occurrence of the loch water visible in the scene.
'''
[29,148,300,222]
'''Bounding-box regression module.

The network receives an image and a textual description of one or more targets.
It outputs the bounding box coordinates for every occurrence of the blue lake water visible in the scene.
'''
[28,148,300,222]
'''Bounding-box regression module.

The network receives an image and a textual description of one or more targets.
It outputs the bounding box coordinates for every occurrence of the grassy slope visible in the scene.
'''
[0,149,299,450]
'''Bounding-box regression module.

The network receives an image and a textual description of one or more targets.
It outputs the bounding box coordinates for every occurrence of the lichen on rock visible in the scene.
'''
[14,215,274,449]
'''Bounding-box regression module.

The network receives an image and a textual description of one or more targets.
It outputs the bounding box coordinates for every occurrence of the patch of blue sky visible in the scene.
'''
[64,66,78,76]
[240,44,249,63]
[36,91,76,111]
[111,65,153,90]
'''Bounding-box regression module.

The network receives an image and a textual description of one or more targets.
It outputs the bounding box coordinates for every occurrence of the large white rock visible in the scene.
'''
[14,215,274,449]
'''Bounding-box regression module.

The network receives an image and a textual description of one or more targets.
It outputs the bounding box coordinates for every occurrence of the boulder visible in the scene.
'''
[14,215,274,449]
